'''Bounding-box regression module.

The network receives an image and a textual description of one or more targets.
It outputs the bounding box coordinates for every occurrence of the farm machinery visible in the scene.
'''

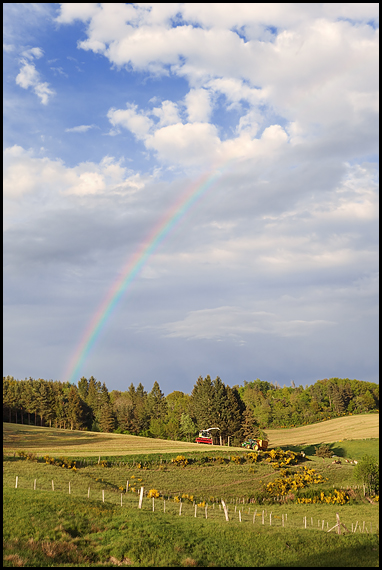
[241,438,268,451]
[195,427,220,445]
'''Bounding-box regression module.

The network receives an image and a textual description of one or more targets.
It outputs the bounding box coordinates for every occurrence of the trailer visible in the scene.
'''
[241,438,268,451]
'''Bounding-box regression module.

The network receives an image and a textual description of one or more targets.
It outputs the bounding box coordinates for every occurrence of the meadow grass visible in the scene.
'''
[4,413,378,457]
[3,487,379,567]
[3,420,379,566]
[266,413,379,447]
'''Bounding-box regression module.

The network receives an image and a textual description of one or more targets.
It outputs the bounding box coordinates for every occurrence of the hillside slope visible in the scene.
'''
[265,413,379,447]
[3,413,379,457]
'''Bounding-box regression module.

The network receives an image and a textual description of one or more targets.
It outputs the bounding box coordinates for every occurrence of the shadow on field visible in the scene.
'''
[268,541,379,567]
[279,442,346,457]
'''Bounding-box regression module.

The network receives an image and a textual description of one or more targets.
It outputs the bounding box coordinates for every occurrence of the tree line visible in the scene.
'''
[3,375,379,445]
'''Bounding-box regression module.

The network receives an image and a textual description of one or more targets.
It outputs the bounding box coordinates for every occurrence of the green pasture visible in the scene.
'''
[3,487,379,567]
[3,420,379,566]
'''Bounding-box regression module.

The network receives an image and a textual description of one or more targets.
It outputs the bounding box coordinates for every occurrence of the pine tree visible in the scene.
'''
[67,385,84,430]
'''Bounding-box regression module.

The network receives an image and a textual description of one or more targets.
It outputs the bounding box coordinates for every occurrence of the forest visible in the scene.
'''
[3,375,379,446]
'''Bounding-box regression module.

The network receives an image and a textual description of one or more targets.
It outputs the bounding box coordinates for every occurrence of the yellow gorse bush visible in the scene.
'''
[181,493,194,503]
[263,466,328,497]
[296,489,350,505]
[147,489,160,498]
[171,455,189,466]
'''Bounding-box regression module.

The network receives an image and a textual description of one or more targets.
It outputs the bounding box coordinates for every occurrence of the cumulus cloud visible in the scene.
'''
[15,47,55,104]
[3,146,147,202]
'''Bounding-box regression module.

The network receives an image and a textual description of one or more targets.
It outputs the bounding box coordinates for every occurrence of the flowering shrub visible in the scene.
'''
[171,455,189,467]
[262,466,328,497]
[42,455,77,470]
[230,455,244,464]
[181,493,194,503]
[296,489,350,504]
[147,489,160,498]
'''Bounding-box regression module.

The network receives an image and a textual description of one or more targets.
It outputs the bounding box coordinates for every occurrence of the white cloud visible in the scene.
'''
[3,146,147,204]
[21,47,44,60]
[15,58,55,105]
[151,100,181,127]
[184,88,212,122]
[157,305,336,341]
[107,104,154,139]
[65,124,97,133]
[55,3,101,24]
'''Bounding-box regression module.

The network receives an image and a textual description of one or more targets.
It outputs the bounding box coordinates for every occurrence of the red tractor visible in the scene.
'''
[195,427,220,445]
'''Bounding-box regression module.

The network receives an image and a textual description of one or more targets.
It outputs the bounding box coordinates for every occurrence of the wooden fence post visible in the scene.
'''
[138,487,144,509]
[336,513,341,534]
[102,490,105,503]
[52,480,54,491]
[34,479,36,490]
[88,487,90,499]
[179,501,182,516]
[126,480,129,493]
[15,476,18,489]
[221,500,229,522]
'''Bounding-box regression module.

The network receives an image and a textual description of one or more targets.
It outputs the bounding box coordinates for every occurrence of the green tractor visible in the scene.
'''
[241,438,268,451]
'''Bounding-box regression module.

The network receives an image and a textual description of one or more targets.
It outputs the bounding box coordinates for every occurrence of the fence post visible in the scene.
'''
[336,513,341,534]
[138,487,144,509]
[126,480,129,493]
[102,490,105,503]
[34,479,36,490]
[88,487,90,499]
[15,476,18,489]
[52,480,54,491]
[221,500,229,522]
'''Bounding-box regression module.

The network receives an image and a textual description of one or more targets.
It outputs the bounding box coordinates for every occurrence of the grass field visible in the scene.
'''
[3,413,379,458]
[266,413,379,447]
[3,417,379,567]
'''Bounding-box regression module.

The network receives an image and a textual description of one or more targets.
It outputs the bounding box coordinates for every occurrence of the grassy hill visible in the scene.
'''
[3,413,379,458]
[3,415,379,567]
[266,413,379,446]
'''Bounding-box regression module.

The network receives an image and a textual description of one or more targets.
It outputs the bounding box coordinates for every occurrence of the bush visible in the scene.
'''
[314,444,333,458]
[354,454,379,495]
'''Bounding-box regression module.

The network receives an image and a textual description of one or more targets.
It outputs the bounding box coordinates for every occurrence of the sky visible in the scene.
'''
[3,3,379,395]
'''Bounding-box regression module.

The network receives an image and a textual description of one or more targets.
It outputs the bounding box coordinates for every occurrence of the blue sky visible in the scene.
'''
[3,3,379,394]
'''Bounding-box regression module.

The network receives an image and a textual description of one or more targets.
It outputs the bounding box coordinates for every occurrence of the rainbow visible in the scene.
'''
[64,163,232,384]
